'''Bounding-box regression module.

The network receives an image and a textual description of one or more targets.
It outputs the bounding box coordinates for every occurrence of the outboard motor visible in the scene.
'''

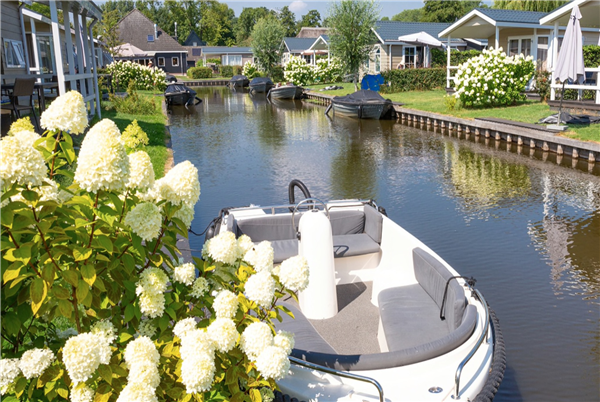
[297,204,337,320]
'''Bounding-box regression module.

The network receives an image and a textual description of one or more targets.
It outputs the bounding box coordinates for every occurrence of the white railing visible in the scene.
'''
[551,67,600,104]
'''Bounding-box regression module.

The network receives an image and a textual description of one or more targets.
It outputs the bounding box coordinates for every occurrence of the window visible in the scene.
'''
[370,47,381,73]
[403,46,416,68]
[36,35,55,74]
[221,55,242,66]
[508,37,533,57]
[3,39,26,68]
[158,57,165,67]
[147,35,154,42]
[537,37,549,70]
[192,48,201,56]
[172,57,179,67]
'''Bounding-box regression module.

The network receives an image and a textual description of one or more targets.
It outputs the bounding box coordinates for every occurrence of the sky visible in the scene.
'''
[223,0,426,19]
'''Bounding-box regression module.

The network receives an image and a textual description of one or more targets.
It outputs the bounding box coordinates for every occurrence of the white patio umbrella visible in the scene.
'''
[397,31,445,68]
[112,43,147,58]
[554,4,585,125]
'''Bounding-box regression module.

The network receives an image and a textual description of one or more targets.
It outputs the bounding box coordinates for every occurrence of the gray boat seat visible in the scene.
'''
[276,301,337,355]
[228,206,383,263]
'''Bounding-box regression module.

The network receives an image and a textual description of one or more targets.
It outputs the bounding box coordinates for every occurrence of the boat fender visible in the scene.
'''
[298,209,337,320]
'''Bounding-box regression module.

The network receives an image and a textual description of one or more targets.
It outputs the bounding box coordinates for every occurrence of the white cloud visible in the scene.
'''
[289,0,308,13]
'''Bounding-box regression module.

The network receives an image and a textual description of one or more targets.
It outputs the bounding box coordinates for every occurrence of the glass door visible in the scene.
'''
[404,46,416,69]
[37,35,55,74]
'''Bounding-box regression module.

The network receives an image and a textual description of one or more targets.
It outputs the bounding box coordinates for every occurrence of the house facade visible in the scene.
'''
[183,30,206,69]
[118,9,187,74]
[281,37,321,65]
[200,46,253,67]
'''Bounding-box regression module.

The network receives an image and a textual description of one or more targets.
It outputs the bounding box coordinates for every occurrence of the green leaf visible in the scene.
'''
[93,277,106,292]
[76,280,89,301]
[98,364,112,385]
[149,253,163,267]
[21,189,40,203]
[17,303,32,323]
[166,387,185,399]
[96,235,113,253]
[165,307,177,320]
[1,207,14,228]
[118,332,133,343]
[42,264,55,284]
[31,278,47,314]
[124,303,135,323]
[5,245,32,264]
[53,285,71,300]
[81,264,96,286]
[3,263,21,283]
[73,247,92,261]
[59,141,76,164]
[249,388,261,402]
[62,270,79,287]
[15,377,28,397]
[2,313,21,336]
[58,300,72,318]
[56,385,69,399]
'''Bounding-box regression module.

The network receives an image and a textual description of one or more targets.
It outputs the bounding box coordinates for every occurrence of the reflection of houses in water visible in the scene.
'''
[528,172,600,301]
[442,142,531,221]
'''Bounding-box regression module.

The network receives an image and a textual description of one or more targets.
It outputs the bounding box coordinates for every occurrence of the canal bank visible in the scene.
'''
[304,92,600,163]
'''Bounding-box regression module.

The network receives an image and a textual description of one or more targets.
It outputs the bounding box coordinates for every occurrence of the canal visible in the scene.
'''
[168,87,599,402]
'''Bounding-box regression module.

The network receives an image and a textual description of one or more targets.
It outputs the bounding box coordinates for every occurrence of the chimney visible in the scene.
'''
[174,22,178,41]
[154,24,158,39]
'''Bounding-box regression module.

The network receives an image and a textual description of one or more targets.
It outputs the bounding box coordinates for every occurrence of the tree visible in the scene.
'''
[328,0,379,91]
[251,17,286,77]
[97,8,123,57]
[102,0,135,17]
[278,6,297,37]
[297,10,322,29]
[235,7,272,45]
[380,16,390,21]
[392,8,423,22]
[420,1,482,23]
[492,0,568,12]
[201,2,236,46]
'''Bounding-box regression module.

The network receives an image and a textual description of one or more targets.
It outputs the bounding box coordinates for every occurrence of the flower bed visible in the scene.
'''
[106,61,166,91]
[0,91,310,401]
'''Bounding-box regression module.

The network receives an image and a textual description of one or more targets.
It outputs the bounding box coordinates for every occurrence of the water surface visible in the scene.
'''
[168,87,600,402]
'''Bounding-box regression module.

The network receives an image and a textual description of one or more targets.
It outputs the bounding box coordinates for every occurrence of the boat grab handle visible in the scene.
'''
[291,198,330,237]
[453,288,490,400]
[288,356,385,402]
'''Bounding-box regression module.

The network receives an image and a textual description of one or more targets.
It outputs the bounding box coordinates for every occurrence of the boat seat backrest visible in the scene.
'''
[413,247,466,330]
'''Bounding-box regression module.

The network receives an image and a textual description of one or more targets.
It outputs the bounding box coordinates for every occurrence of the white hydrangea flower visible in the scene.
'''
[244,241,274,273]
[70,384,94,402]
[0,136,48,187]
[0,358,21,395]
[173,317,197,339]
[237,235,254,256]
[137,291,165,319]
[126,151,155,191]
[278,256,310,292]
[118,337,160,402]
[179,329,215,358]
[240,322,273,360]
[116,382,159,402]
[74,119,129,193]
[213,289,239,319]
[124,336,160,369]
[40,90,88,134]
[207,318,238,352]
[173,262,196,286]
[203,231,238,265]
[137,320,157,339]
[190,277,209,298]
[173,202,195,229]
[244,271,275,308]
[12,129,41,147]
[137,267,169,294]
[180,352,215,394]
[274,330,295,355]
[255,345,290,380]
[126,360,160,388]
[154,160,200,206]
[18,348,55,379]
[90,319,117,344]
[63,333,111,384]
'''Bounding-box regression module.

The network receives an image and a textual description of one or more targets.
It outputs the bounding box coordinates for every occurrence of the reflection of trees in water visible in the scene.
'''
[443,143,531,219]
[528,173,600,302]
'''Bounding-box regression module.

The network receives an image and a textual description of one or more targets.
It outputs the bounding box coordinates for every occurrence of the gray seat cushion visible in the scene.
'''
[271,239,298,264]
[378,284,450,351]
[329,210,365,235]
[333,234,380,258]
[363,205,383,244]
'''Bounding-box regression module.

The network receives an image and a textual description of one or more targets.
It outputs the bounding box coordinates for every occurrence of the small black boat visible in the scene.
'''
[164,83,201,107]
[229,75,249,87]
[249,77,274,93]
[329,89,394,120]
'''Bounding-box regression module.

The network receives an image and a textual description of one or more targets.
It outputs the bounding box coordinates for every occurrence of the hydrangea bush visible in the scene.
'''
[0,91,310,401]
[454,47,535,107]
[242,62,261,79]
[106,61,167,91]
[283,56,315,86]
[313,59,343,84]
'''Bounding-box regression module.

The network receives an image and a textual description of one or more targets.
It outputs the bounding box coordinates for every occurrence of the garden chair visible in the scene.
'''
[0,77,39,130]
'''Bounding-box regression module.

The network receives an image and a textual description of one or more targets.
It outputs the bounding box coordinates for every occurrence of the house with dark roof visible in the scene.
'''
[281,37,320,65]
[200,46,253,67]
[370,21,472,74]
[118,9,187,74]
[183,30,206,69]
[438,7,600,87]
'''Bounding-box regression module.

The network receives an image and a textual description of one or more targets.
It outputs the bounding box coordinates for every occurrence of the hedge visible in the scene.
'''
[380,68,447,93]
[187,66,212,79]
[583,45,600,67]
[431,49,482,68]
[219,65,234,77]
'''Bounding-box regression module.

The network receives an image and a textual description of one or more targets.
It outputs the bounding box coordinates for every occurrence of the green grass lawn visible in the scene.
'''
[95,90,169,178]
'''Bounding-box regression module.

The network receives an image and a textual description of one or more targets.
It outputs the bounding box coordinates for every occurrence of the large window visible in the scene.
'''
[3,39,26,68]
[508,37,532,57]
[221,54,242,66]
[158,57,165,67]
[36,35,55,74]
[537,36,549,70]
[404,46,416,69]
[370,47,381,73]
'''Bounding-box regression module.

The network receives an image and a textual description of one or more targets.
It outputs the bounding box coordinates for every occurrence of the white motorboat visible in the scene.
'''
[205,180,505,402]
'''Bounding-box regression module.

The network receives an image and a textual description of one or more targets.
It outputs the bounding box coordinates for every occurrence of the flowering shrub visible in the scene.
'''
[106,60,166,91]
[284,56,315,86]
[0,92,310,401]
[454,47,535,107]
[242,61,261,79]
[313,59,343,84]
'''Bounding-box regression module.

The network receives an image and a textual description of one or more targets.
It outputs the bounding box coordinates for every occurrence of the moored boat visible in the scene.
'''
[330,89,394,119]
[229,75,249,87]
[205,180,505,402]
[249,77,274,93]
[267,84,299,100]
[164,83,200,106]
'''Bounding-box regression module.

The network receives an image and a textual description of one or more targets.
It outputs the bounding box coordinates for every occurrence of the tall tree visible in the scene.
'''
[420,1,482,23]
[392,8,423,22]
[251,17,285,77]
[297,10,322,29]
[492,0,568,12]
[201,2,236,46]
[235,7,272,45]
[102,0,135,18]
[96,8,123,56]
[328,0,379,91]
[278,6,297,37]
